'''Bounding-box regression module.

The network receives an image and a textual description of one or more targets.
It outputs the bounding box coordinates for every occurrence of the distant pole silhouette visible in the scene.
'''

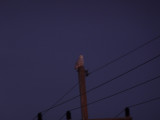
[125,107,130,117]
[66,111,71,120]
[37,112,42,120]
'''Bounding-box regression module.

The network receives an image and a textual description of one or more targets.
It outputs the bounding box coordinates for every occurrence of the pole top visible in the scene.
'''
[75,54,84,70]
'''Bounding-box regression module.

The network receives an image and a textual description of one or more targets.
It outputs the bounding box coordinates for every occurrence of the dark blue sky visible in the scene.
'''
[0,1,160,120]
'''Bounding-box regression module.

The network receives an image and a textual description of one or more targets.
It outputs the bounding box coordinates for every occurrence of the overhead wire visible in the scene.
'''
[33,34,160,119]
[58,113,66,120]
[33,82,79,120]
[129,96,160,108]
[115,96,160,117]
[89,34,160,75]
[69,74,160,111]
[114,109,124,118]
[42,82,79,114]
[39,53,160,112]
[86,53,160,94]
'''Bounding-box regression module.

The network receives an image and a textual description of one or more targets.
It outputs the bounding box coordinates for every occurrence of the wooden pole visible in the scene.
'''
[75,55,132,120]
[75,55,88,120]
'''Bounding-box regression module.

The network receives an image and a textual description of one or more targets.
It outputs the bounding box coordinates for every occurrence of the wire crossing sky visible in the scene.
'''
[40,34,160,116]
[36,53,160,116]
[0,1,160,120]
[69,74,160,111]
[89,34,160,75]
[115,96,160,118]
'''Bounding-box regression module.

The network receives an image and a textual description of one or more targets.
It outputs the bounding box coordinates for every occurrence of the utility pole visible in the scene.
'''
[75,55,88,120]
[75,55,132,120]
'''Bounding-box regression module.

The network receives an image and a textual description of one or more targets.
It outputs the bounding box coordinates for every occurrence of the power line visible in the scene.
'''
[129,96,160,108]
[41,92,80,113]
[39,53,160,112]
[33,34,160,118]
[42,82,79,114]
[86,53,160,94]
[69,74,160,111]
[115,96,160,117]
[33,82,79,120]
[58,113,66,120]
[89,34,160,75]
[114,109,124,118]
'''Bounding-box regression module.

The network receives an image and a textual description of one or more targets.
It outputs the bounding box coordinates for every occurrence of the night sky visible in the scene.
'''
[0,1,160,120]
